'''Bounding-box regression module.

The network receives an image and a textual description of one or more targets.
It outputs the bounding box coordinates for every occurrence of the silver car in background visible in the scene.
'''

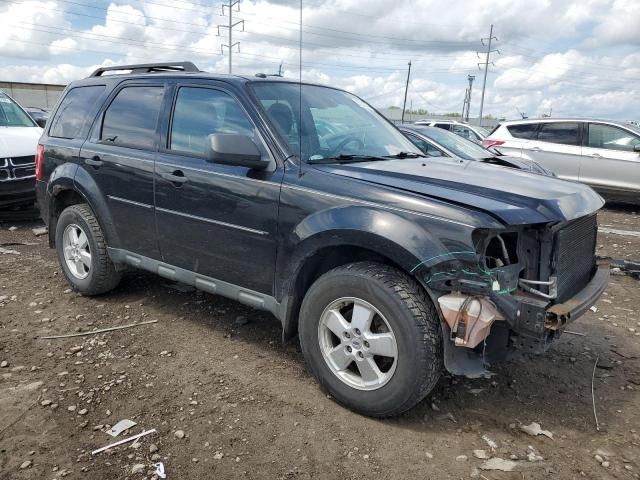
[484,118,640,203]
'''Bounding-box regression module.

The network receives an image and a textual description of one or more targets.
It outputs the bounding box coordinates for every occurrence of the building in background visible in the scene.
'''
[0,81,65,110]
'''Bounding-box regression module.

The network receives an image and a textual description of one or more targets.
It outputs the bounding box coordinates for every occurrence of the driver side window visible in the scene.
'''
[588,124,640,152]
[170,87,254,156]
[406,133,443,156]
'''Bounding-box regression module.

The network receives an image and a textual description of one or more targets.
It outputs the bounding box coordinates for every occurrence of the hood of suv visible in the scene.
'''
[0,126,42,158]
[315,158,604,225]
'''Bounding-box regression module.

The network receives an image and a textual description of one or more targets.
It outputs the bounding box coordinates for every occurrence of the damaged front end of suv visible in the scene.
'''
[412,214,608,377]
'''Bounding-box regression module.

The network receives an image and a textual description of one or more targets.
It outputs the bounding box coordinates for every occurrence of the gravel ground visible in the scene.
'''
[0,204,639,480]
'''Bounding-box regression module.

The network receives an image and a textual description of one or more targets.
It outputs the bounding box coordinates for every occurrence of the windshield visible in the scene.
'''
[416,126,492,160]
[473,126,490,137]
[0,92,37,127]
[251,82,421,161]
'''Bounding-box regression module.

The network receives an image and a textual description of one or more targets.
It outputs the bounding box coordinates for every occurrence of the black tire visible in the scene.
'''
[55,203,121,296]
[299,261,442,417]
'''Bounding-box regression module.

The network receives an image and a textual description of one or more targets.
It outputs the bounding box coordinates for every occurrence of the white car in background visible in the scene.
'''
[484,118,640,203]
[414,119,490,144]
[0,90,42,208]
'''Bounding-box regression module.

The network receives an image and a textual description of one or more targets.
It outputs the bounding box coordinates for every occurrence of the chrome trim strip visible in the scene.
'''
[156,207,269,236]
[281,184,475,228]
[107,195,154,210]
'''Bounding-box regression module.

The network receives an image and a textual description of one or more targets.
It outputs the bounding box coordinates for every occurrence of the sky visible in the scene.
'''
[0,0,639,121]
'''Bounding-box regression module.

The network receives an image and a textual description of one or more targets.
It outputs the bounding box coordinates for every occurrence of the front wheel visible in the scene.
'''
[299,262,443,417]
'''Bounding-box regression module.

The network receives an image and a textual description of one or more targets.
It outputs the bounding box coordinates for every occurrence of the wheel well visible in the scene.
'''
[49,189,86,247]
[284,245,405,339]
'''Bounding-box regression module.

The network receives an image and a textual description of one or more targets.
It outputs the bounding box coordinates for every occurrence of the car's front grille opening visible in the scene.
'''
[554,215,597,302]
[0,169,9,181]
[9,155,36,166]
[14,167,36,179]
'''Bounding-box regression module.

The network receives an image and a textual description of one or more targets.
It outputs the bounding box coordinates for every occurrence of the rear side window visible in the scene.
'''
[50,86,105,139]
[507,123,538,139]
[434,123,451,131]
[101,86,164,150]
[537,122,579,145]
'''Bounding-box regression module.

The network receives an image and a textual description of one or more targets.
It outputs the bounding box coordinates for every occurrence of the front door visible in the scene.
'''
[581,122,640,196]
[154,83,282,295]
[79,82,166,258]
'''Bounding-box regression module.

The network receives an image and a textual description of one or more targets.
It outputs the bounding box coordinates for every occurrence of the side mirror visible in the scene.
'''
[634,144,640,153]
[206,133,269,170]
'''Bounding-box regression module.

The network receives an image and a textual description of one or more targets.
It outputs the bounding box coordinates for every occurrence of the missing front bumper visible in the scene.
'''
[545,262,609,330]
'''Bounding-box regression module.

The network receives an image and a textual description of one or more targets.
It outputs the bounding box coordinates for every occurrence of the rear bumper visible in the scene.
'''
[35,179,51,225]
[0,178,36,207]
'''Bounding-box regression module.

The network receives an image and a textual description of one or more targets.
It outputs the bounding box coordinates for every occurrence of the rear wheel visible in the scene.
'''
[299,262,442,417]
[55,203,121,295]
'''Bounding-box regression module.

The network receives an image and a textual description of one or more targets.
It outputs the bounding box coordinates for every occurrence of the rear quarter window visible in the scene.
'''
[49,85,105,139]
[506,123,539,139]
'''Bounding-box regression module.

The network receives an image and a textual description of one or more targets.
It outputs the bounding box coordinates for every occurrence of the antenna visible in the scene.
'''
[298,0,303,177]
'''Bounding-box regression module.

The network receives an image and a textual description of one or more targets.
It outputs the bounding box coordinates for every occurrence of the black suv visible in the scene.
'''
[36,62,608,417]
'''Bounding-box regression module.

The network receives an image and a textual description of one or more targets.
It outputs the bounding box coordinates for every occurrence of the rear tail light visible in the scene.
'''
[35,144,44,180]
[482,139,505,149]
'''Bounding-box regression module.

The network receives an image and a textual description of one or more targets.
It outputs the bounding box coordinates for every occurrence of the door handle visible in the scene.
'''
[530,146,542,151]
[160,170,188,186]
[591,153,602,158]
[85,156,103,167]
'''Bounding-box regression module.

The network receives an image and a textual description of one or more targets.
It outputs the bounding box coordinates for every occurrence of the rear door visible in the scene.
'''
[525,121,581,181]
[79,81,166,258]
[494,123,539,156]
[154,81,282,294]
[580,122,640,195]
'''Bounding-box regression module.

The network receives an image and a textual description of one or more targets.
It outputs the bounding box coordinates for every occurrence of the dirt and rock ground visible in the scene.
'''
[0,204,639,480]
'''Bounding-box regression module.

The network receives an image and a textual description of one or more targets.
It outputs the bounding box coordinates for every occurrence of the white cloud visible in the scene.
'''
[0,1,69,59]
[1,0,638,120]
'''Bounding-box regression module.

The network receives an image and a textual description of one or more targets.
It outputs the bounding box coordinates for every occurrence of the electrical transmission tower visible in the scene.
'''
[218,0,244,74]
[461,74,475,122]
[477,24,499,126]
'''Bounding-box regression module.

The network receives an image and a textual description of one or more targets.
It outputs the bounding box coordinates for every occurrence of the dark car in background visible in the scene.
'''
[36,62,607,417]
[414,119,490,144]
[400,124,554,176]
[24,107,50,128]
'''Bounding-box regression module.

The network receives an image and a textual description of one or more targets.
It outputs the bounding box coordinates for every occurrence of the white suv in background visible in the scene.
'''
[414,119,490,144]
[484,118,640,203]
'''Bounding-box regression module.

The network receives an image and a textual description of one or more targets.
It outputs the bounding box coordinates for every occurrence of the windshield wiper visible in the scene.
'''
[307,154,389,164]
[383,151,426,159]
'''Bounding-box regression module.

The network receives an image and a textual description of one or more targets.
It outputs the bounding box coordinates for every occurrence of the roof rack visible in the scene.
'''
[89,61,200,77]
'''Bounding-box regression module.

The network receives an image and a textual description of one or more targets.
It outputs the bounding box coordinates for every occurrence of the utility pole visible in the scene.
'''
[401,60,411,124]
[461,87,468,118]
[218,0,244,74]
[463,74,475,121]
[477,24,499,126]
